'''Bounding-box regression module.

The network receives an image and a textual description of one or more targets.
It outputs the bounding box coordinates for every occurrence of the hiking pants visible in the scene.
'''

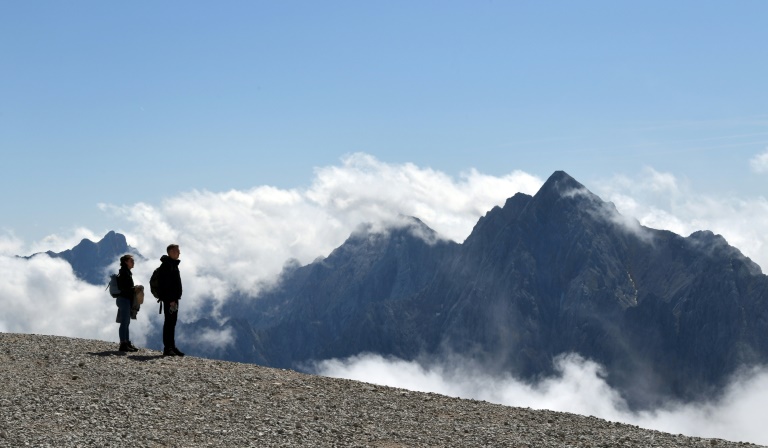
[163,303,178,349]
[116,297,131,342]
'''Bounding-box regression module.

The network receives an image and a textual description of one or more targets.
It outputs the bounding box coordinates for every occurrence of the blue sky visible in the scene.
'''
[1,1,767,245]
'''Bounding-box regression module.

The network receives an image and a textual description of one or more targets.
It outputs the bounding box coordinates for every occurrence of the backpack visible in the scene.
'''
[106,273,121,298]
[149,266,164,313]
[149,267,161,299]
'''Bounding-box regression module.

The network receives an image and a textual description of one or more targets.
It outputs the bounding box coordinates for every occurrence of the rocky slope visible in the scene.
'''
[0,332,760,447]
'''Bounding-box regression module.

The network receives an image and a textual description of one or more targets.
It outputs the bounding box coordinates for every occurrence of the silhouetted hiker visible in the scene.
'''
[116,254,139,352]
[156,244,185,357]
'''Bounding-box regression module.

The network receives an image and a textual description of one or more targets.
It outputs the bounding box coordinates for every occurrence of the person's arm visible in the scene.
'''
[158,265,171,302]
[117,272,134,299]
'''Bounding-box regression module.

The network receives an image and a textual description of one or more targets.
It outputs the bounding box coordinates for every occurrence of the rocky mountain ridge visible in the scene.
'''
[216,171,768,408]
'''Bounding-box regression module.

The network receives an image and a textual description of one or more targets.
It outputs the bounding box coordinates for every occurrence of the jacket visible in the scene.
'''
[157,255,182,302]
[116,266,134,300]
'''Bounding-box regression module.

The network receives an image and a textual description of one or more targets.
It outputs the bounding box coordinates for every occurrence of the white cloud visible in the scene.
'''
[0,231,24,256]
[27,227,104,255]
[0,253,153,347]
[178,327,235,351]
[314,353,768,445]
[750,148,768,173]
[595,167,768,271]
[306,154,543,242]
[105,153,543,311]
[1,228,103,258]
[633,366,768,444]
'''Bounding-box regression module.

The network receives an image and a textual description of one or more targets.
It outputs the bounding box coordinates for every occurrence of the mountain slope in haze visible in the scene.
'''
[217,171,768,408]
[224,217,461,366]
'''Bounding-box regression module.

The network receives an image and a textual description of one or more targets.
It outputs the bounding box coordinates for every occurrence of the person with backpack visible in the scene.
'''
[116,254,139,352]
[156,244,185,357]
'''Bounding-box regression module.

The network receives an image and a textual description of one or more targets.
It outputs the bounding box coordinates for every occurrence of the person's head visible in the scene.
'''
[120,254,135,269]
[167,244,180,260]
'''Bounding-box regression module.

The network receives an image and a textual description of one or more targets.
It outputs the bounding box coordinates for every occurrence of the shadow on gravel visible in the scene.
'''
[86,351,164,361]
[87,351,127,357]
[127,354,164,362]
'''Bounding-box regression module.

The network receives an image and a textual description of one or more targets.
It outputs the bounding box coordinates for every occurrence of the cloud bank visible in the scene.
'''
[0,253,153,346]
[314,353,768,445]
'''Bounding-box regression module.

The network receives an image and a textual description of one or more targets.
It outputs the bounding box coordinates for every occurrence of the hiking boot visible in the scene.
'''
[172,347,185,357]
[126,342,139,352]
[163,348,178,357]
[118,343,129,352]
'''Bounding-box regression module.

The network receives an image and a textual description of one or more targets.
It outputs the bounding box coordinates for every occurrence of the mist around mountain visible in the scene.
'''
[39,171,768,412]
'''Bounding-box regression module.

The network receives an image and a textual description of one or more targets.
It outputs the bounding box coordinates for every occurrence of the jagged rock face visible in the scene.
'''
[424,172,767,406]
[229,218,461,367]
[224,171,768,408]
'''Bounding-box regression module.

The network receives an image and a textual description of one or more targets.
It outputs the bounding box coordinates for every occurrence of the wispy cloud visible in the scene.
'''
[595,167,768,270]
[178,327,235,351]
[750,148,768,173]
[315,353,768,445]
[0,231,24,256]
[2,227,103,257]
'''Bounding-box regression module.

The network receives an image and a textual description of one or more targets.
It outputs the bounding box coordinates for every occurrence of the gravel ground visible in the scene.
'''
[0,333,762,448]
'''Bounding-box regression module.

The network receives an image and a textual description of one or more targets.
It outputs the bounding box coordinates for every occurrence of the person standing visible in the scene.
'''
[116,254,139,352]
[158,244,184,357]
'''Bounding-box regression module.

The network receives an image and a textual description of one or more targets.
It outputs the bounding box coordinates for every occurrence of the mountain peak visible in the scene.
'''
[539,170,587,196]
[342,216,442,251]
[526,170,606,220]
[38,231,140,285]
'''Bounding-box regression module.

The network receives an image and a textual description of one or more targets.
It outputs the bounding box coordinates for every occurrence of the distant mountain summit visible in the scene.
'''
[29,231,141,285]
